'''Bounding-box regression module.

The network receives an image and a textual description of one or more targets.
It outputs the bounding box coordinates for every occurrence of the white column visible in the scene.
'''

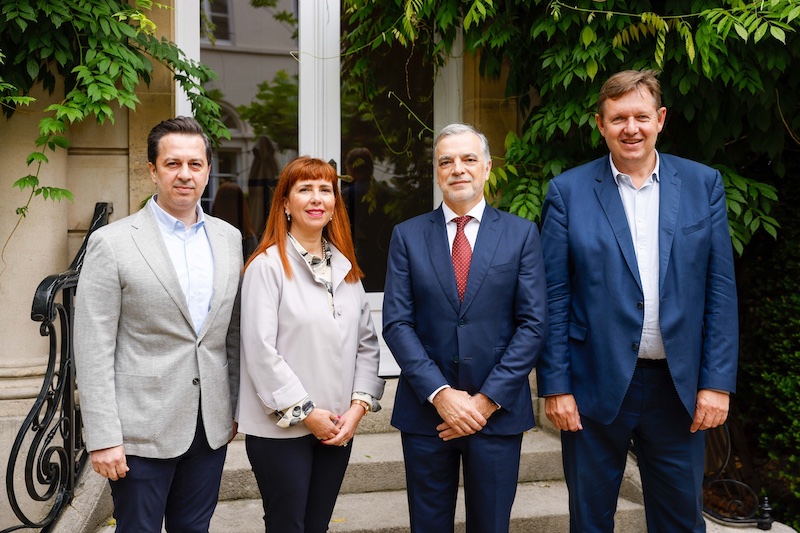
[174,0,201,118]
[298,0,341,168]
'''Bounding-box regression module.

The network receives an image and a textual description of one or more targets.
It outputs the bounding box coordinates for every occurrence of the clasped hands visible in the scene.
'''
[433,388,498,441]
[303,404,366,447]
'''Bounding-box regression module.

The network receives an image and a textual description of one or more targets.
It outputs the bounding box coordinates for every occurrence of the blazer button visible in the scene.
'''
[632,343,639,351]
[637,301,644,310]
[192,378,200,385]
[458,320,465,327]
[453,357,459,364]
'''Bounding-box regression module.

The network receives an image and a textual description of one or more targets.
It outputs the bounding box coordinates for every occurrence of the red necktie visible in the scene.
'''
[452,216,473,302]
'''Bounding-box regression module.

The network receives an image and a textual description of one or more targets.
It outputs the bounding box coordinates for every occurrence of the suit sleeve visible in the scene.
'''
[479,221,548,408]
[699,171,739,392]
[537,180,574,397]
[226,279,242,417]
[73,232,124,451]
[383,225,450,403]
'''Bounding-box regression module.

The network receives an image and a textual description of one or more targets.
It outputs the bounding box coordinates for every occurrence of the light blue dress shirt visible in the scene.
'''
[150,197,214,335]
[611,154,666,360]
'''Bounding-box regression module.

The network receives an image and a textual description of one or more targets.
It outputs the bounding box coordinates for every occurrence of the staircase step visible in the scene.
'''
[210,480,646,532]
[220,427,562,501]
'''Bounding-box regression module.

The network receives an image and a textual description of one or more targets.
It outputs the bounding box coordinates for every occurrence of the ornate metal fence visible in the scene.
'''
[703,421,774,530]
[2,203,112,533]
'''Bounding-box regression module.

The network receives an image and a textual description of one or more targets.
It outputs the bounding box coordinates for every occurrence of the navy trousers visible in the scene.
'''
[401,431,523,533]
[109,413,228,533]
[561,363,706,533]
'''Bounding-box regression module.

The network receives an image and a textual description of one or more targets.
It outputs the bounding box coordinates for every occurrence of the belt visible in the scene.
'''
[636,358,668,368]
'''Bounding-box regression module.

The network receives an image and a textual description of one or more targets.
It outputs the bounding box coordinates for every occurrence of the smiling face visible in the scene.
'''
[596,88,666,180]
[149,133,210,226]
[435,131,492,215]
[283,178,336,240]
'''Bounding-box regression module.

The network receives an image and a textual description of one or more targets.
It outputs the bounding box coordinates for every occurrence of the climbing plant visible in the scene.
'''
[342,0,800,255]
[0,0,229,218]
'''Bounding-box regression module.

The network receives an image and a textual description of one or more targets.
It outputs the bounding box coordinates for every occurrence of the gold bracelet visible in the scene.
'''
[351,399,370,414]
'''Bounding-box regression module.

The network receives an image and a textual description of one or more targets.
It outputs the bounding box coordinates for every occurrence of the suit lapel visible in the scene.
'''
[426,207,461,314]
[130,202,195,330]
[459,205,500,315]
[657,155,680,292]
[199,217,230,339]
[594,166,643,290]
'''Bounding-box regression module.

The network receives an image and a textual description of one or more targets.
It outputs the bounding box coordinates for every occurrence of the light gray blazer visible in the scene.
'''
[237,242,385,439]
[74,200,242,458]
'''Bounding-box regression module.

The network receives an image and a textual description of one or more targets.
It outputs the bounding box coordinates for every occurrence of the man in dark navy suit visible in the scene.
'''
[383,123,548,533]
[539,70,739,532]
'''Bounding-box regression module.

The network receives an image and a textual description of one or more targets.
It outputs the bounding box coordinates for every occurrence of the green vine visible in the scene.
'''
[0,0,230,277]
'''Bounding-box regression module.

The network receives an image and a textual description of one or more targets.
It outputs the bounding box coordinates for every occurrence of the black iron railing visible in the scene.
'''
[703,422,774,530]
[2,203,112,533]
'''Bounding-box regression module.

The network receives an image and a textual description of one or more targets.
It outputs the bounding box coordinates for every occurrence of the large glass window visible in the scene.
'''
[340,18,434,292]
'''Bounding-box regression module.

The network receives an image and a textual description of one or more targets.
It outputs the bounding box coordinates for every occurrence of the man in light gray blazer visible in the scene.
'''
[74,117,242,533]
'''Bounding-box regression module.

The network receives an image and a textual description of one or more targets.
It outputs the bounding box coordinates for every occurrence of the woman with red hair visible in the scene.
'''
[237,156,385,532]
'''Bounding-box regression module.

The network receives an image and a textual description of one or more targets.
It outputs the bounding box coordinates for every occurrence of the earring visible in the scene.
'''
[285,212,291,223]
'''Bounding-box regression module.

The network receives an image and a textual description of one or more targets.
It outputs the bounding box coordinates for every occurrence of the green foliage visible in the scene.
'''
[738,166,800,528]
[238,70,299,152]
[342,0,800,255]
[0,0,229,218]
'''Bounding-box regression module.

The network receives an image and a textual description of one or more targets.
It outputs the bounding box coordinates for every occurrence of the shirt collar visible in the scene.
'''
[442,197,486,224]
[149,195,205,234]
[610,152,661,186]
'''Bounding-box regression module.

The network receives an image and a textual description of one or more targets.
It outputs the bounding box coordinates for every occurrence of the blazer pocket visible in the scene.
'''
[115,373,163,443]
[568,322,587,342]
[487,261,516,275]
[682,215,711,236]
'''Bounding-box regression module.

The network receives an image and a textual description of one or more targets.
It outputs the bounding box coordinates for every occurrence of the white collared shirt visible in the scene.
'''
[428,198,488,404]
[610,154,666,360]
[442,197,486,251]
[150,197,214,335]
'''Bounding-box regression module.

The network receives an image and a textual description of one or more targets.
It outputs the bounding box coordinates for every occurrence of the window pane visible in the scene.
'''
[341,22,434,292]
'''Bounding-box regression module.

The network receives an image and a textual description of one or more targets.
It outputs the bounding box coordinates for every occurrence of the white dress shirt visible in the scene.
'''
[150,197,214,334]
[429,198,488,403]
[610,154,666,360]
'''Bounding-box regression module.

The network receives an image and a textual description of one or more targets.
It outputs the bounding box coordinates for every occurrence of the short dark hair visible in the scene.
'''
[597,70,662,117]
[147,116,212,164]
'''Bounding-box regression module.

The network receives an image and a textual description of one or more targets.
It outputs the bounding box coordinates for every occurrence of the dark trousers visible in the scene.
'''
[245,433,352,533]
[561,363,706,533]
[401,431,523,533]
[109,414,227,533]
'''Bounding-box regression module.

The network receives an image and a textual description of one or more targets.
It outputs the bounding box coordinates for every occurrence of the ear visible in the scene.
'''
[656,107,667,133]
[595,113,606,137]
[148,162,157,184]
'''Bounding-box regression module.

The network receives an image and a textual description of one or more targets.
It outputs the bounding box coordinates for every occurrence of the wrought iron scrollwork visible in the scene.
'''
[703,422,774,530]
[2,203,112,533]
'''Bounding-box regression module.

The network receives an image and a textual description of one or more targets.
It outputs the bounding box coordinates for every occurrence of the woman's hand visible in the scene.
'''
[302,408,341,441]
[322,405,365,447]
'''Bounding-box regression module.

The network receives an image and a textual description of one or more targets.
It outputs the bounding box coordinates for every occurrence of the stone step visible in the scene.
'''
[219,427,563,501]
[210,480,647,533]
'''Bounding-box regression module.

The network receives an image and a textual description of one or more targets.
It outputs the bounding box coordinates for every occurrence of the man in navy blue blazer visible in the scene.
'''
[383,123,548,532]
[538,70,738,532]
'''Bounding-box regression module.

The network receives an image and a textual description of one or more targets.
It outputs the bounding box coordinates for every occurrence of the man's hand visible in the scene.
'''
[432,388,486,441]
[544,393,583,432]
[690,389,730,433]
[437,393,498,441]
[228,420,238,443]
[91,445,129,481]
